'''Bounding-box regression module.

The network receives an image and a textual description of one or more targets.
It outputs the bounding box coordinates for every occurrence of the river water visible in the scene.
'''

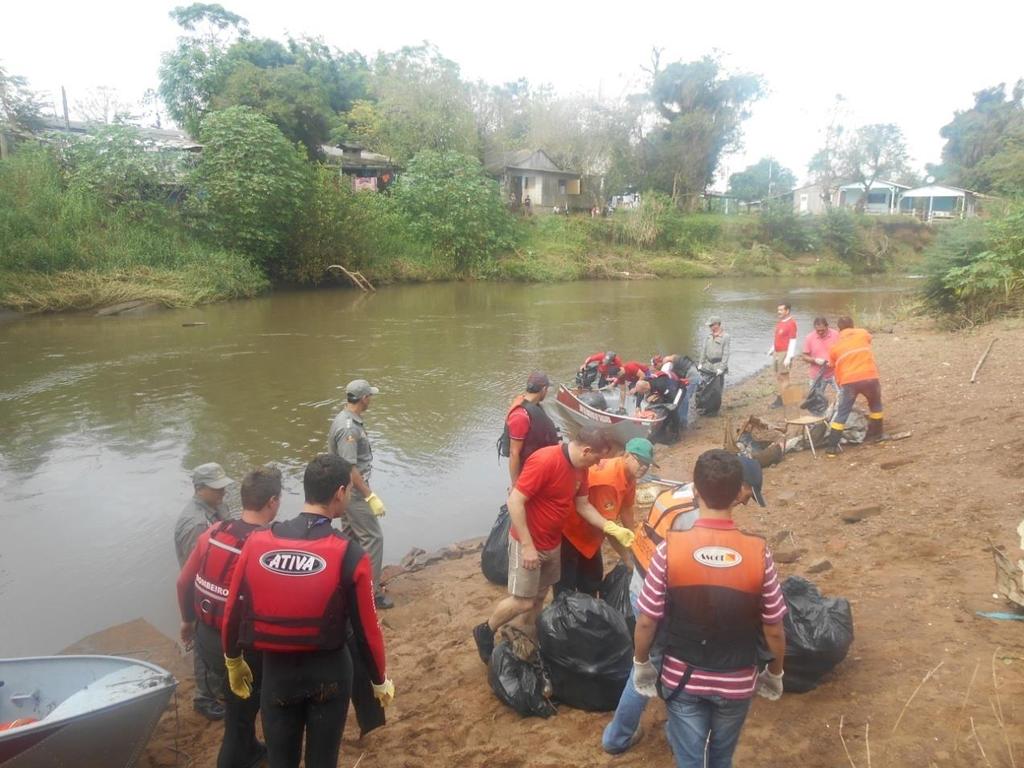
[0,277,908,655]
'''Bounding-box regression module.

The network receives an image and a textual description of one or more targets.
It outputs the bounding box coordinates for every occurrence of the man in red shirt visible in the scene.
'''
[578,351,623,389]
[503,371,560,485]
[473,426,635,662]
[612,361,651,400]
[769,303,798,407]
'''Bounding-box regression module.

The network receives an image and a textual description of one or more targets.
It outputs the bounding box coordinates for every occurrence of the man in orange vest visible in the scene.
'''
[603,455,766,755]
[630,450,786,767]
[824,315,884,456]
[555,438,654,596]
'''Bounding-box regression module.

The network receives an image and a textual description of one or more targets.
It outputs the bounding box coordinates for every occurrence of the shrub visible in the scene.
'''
[391,149,516,274]
[759,205,816,254]
[190,106,311,272]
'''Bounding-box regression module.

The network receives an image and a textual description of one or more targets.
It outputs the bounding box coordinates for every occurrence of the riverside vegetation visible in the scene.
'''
[1,3,1021,318]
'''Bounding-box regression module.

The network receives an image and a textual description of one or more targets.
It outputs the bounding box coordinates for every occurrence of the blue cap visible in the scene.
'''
[738,456,766,507]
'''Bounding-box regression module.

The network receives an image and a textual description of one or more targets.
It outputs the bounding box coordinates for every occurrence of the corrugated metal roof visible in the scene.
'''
[901,185,970,198]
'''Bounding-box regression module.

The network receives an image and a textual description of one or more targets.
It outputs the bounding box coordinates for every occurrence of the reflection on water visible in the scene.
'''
[0,277,908,654]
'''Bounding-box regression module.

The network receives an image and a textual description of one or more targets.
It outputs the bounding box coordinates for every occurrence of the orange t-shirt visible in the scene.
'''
[562,457,636,558]
[828,328,879,385]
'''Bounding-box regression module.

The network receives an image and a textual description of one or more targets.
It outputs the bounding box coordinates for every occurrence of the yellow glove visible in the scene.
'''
[372,678,395,708]
[224,655,253,700]
[366,492,386,517]
[603,521,636,548]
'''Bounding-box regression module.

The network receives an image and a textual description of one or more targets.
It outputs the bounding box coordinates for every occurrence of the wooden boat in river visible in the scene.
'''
[0,655,176,768]
[553,384,665,444]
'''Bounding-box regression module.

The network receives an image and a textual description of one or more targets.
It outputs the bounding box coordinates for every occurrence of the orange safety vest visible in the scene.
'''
[563,457,634,558]
[829,328,879,386]
[665,524,766,670]
[631,484,698,577]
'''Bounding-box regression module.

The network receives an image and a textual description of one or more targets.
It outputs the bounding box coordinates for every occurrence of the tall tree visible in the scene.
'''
[158,3,248,135]
[642,54,762,209]
[75,86,135,125]
[727,157,796,201]
[0,65,45,134]
[839,123,909,211]
[807,94,847,209]
[931,81,1024,193]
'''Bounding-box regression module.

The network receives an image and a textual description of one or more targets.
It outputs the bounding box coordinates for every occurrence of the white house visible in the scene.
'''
[898,184,981,220]
[836,180,910,215]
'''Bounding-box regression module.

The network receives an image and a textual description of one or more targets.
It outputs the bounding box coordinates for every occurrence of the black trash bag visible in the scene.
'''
[481,505,510,585]
[488,641,557,718]
[695,370,723,416]
[779,576,854,692]
[536,592,633,711]
[801,369,829,416]
[599,563,635,635]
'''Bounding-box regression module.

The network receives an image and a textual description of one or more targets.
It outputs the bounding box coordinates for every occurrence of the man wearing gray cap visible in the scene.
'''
[699,316,731,375]
[174,462,234,721]
[328,379,393,609]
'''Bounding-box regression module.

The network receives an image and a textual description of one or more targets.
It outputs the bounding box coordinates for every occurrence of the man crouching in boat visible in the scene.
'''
[633,371,683,444]
[177,466,282,768]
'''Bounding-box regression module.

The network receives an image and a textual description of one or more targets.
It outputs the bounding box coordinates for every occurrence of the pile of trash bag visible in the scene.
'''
[778,576,854,692]
[481,505,511,585]
[599,563,635,635]
[536,592,633,711]
[488,640,557,718]
[695,370,724,416]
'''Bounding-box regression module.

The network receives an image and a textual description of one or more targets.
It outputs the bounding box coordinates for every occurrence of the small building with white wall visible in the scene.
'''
[898,184,980,220]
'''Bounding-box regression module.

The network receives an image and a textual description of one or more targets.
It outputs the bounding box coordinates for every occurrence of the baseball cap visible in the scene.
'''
[738,456,767,507]
[625,437,658,468]
[346,379,380,398]
[192,462,233,490]
[526,371,551,393]
[707,316,722,327]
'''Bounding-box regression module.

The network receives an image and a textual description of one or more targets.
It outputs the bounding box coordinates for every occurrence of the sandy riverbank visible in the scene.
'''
[70,316,1024,767]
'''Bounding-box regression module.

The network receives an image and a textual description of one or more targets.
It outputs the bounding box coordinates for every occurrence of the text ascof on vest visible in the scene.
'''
[259,549,328,576]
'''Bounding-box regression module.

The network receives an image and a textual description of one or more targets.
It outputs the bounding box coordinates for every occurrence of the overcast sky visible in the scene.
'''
[3,0,1021,187]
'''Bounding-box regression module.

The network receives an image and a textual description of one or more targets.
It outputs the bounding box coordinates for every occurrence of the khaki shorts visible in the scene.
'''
[507,539,561,599]
[773,350,791,374]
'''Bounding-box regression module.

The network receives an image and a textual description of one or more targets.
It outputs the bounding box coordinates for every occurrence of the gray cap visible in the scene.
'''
[346,379,380,398]
[707,316,722,327]
[192,462,233,489]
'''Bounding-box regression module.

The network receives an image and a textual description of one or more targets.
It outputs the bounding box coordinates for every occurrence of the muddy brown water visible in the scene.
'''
[0,277,910,654]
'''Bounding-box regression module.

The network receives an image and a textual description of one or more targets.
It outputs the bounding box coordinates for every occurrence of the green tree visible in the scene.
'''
[349,45,478,163]
[189,106,310,269]
[158,4,248,135]
[391,150,514,273]
[727,157,796,202]
[643,54,762,209]
[212,62,335,157]
[807,94,848,210]
[931,82,1024,194]
[0,65,45,136]
[839,123,909,211]
[60,125,173,210]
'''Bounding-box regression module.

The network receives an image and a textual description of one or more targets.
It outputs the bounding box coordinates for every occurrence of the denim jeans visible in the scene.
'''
[602,570,664,753]
[664,692,752,768]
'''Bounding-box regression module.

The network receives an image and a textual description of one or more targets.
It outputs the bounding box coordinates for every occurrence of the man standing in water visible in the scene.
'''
[328,379,393,609]
[174,462,234,721]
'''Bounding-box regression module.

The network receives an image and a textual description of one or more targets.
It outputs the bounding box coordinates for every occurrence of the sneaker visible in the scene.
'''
[473,622,495,664]
[193,698,226,721]
[375,593,395,610]
[603,725,645,755]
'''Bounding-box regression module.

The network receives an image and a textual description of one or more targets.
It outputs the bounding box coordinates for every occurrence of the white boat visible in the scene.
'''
[0,655,176,768]
[553,385,666,444]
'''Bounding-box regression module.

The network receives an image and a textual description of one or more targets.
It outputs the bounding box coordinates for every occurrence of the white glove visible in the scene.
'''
[756,668,784,700]
[715,367,723,375]
[633,658,658,698]
[814,357,826,366]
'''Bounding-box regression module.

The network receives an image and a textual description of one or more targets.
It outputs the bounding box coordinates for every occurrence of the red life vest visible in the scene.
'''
[193,520,259,631]
[236,526,360,653]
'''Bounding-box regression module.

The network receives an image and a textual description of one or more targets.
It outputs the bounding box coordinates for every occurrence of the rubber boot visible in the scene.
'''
[824,427,844,457]
[864,418,884,443]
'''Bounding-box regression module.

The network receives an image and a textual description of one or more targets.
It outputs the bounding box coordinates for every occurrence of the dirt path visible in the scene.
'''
[78,318,1024,767]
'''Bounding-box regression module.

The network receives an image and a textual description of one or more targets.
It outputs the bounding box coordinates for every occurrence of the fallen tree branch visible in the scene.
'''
[970,338,997,383]
[839,715,858,768]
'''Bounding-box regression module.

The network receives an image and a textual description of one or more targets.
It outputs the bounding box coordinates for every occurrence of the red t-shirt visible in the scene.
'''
[774,316,797,352]
[505,399,532,441]
[511,444,589,550]
[615,361,650,385]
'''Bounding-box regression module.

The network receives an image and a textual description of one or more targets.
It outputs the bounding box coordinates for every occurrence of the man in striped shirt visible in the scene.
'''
[631,449,787,768]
